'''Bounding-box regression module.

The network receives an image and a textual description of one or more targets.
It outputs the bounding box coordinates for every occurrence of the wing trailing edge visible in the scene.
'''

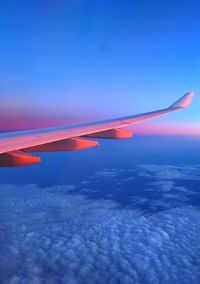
[0,91,194,166]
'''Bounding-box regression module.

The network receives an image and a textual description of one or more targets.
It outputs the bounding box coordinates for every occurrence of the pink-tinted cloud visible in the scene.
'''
[133,122,200,136]
[0,107,99,132]
[0,93,101,131]
[0,113,92,132]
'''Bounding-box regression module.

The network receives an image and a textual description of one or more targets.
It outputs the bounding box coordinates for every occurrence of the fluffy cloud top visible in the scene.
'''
[0,180,200,283]
[137,165,200,181]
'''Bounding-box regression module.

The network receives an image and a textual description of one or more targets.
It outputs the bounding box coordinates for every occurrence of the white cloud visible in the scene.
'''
[146,181,175,192]
[93,168,124,178]
[137,165,200,181]
[0,184,200,283]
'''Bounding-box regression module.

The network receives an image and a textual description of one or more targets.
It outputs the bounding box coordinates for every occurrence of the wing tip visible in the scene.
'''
[170,91,195,109]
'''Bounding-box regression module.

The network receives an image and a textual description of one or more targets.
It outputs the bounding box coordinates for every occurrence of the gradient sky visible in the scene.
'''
[1,4,200,281]
[0,0,200,133]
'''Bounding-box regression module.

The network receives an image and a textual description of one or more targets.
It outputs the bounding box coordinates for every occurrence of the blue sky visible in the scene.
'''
[1,3,200,282]
[0,0,199,132]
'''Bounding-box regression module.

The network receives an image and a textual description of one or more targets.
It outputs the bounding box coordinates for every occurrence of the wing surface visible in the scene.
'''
[0,92,194,154]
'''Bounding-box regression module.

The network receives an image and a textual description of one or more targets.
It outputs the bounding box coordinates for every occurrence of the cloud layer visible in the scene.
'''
[0,178,200,283]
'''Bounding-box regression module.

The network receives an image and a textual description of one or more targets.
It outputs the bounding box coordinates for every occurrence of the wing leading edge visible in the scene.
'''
[0,92,194,166]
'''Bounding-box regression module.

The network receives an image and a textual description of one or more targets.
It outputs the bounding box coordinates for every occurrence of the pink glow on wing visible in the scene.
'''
[0,99,199,136]
[1,114,199,137]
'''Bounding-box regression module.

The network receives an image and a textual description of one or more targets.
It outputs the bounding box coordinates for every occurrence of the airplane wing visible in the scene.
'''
[0,92,194,166]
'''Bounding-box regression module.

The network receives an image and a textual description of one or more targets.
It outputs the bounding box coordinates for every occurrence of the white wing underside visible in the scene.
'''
[0,92,194,155]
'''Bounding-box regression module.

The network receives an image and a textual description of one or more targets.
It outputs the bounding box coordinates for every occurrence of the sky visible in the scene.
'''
[1,2,200,283]
[0,0,199,134]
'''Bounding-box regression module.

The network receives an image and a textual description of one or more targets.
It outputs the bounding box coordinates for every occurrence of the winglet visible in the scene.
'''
[169,91,194,109]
